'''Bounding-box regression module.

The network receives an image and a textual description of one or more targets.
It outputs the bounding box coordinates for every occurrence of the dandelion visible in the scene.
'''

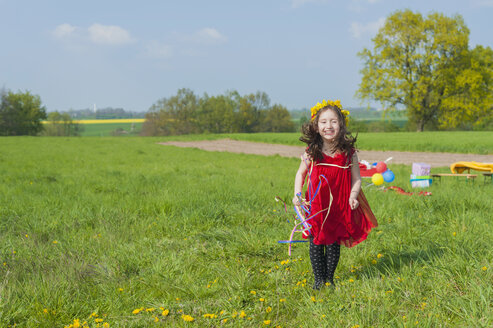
[377,253,383,259]
[250,290,257,295]
[402,315,406,320]
[162,309,169,316]
[264,320,271,325]
[25,234,28,238]
[371,259,377,264]
[266,306,272,313]
[239,310,246,318]
[232,311,238,318]
[482,266,487,271]
[203,313,217,319]
[146,308,155,312]
[325,282,331,286]
[311,296,316,302]
[386,290,393,294]
[421,302,427,310]
[90,312,98,318]
[349,279,354,283]
[102,323,109,328]
[175,297,180,301]
[154,316,159,322]
[222,319,228,324]
[3,262,6,266]
[181,314,194,322]
[53,240,58,244]
[219,310,225,315]
[73,319,81,328]
[452,232,457,236]
[259,298,265,302]
[118,288,123,292]
[279,298,286,302]
[351,325,360,328]
[132,308,143,315]
[95,318,103,323]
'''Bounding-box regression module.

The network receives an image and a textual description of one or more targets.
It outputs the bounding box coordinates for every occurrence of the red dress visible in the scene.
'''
[302,150,378,246]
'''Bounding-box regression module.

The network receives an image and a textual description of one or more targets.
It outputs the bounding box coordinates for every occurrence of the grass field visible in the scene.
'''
[0,137,491,327]
[79,123,143,137]
[157,131,493,154]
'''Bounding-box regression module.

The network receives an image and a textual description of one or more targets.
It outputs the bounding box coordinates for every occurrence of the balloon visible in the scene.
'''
[376,162,387,173]
[371,173,384,185]
[382,169,395,183]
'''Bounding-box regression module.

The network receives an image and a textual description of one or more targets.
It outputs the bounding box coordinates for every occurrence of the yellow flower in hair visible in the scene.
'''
[310,99,349,125]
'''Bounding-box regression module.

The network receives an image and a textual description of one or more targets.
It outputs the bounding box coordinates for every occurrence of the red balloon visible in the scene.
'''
[376,162,387,173]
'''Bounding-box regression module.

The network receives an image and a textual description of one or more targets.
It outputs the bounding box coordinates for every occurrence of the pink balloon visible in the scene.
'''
[376,162,387,173]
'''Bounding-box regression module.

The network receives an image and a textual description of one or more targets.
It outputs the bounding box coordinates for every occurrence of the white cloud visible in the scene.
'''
[52,23,135,46]
[52,23,77,38]
[88,23,134,45]
[349,17,385,39]
[195,27,227,44]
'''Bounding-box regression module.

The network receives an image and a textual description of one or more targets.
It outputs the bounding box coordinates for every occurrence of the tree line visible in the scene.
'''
[141,89,295,136]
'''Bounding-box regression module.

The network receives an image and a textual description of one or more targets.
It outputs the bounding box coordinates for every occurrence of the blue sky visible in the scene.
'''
[1,0,492,112]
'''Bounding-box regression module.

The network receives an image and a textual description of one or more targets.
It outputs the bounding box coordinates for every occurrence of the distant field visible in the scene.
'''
[158,131,493,154]
[80,122,143,136]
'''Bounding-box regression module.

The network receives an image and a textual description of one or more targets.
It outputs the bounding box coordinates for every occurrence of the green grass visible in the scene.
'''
[0,137,492,327]
[157,131,493,154]
[79,123,142,136]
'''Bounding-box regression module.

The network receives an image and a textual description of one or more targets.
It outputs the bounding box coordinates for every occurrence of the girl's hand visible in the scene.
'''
[349,197,359,210]
[292,195,301,206]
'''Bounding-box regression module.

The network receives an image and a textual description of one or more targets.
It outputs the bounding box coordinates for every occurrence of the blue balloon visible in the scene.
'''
[382,169,395,183]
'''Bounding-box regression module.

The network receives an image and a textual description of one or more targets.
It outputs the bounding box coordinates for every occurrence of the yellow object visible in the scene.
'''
[450,161,493,174]
[371,173,384,185]
[310,99,349,124]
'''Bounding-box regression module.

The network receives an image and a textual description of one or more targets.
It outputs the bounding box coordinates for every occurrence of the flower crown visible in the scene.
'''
[310,99,349,125]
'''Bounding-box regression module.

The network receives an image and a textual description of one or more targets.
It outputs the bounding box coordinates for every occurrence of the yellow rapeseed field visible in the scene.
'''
[42,119,146,124]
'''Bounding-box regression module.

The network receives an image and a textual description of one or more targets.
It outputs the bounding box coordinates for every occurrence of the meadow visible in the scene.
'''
[0,137,491,327]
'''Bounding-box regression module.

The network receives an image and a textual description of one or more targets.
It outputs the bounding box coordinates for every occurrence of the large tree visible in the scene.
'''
[356,10,492,131]
[0,90,47,136]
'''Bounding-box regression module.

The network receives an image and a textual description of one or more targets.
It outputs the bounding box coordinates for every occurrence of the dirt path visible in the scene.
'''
[159,139,493,168]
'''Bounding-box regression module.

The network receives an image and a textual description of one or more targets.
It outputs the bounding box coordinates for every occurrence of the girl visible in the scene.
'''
[293,100,377,290]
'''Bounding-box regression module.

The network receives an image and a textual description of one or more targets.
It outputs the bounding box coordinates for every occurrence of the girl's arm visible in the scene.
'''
[293,152,310,206]
[349,152,362,210]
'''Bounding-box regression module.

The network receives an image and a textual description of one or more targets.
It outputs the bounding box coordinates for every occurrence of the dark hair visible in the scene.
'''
[299,105,357,162]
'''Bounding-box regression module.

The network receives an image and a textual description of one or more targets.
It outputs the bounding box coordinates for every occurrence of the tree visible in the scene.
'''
[42,111,82,136]
[0,90,47,136]
[258,104,295,132]
[356,10,492,131]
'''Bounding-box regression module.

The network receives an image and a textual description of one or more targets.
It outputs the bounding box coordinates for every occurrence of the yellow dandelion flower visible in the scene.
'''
[159,307,164,310]
[402,315,407,320]
[377,253,383,259]
[349,279,354,283]
[95,318,103,323]
[154,316,159,322]
[175,297,180,301]
[146,308,155,312]
[279,298,286,302]
[325,282,331,286]
[3,262,6,266]
[53,240,58,244]
[386,290,393,294]
[259,298,265,302]
[482,266,487,271]
[181,314,194,322]
[102,323,109,328]
[351,325,360,328]
[266,306,272,313]
[162,309,169,316]
[452,232,457,236]
[25,234,28,238]
[73,319,81,328]
[132,308,143,314]
[264,320,271,325]
[232,311,238,318]
[222,319,228,324]
[311,296,316,302]
[250,290,257,295]
[239,310,246,318]
[118,288,123,292]
[371,259,377,264]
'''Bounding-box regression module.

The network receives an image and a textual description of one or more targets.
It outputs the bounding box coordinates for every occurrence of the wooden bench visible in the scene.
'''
[483,173,493,184]
[431,173,478,184]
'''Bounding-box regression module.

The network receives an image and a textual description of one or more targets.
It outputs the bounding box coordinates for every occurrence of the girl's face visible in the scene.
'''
[317,108,340,143]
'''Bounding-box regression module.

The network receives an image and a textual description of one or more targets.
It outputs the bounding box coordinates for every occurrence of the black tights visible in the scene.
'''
[309,238,340,289]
